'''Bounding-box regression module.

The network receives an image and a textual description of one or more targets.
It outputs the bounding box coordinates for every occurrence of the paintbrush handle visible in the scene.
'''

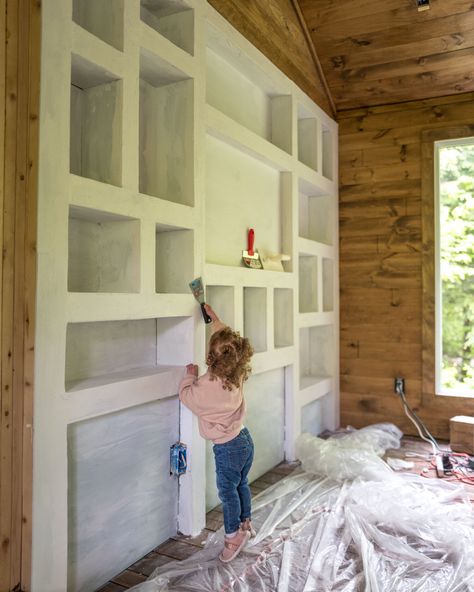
[247,228,255,256]
[200,302,212,324]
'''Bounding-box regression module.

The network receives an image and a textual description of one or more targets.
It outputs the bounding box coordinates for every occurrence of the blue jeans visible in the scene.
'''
[213,427,254,535]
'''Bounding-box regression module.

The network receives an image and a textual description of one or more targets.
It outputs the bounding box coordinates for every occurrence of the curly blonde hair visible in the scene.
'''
[206,327,253,391]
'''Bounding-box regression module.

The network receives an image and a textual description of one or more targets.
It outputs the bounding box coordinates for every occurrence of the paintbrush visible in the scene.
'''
[189,277,212,324]
[242,228,263,269]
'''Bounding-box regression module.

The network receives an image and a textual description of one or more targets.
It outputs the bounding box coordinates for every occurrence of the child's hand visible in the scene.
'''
[186,363,198,377]
[204,304,219,322]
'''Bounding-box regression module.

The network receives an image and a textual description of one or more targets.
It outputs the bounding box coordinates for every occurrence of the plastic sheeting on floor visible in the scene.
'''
[129,424,474,592]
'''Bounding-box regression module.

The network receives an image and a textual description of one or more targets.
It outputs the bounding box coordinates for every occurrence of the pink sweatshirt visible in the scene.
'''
[178,321,245,444]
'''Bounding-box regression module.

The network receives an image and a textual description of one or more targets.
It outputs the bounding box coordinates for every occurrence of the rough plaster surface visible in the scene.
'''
[68,397,179,592]
[33,2,338,589]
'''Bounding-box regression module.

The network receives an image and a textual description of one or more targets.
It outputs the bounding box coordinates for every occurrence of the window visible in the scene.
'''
[436,139,474,396]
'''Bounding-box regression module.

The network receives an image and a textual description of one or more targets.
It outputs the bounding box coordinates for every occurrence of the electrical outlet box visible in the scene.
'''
[394,377,405,395]
[416,0,430,11]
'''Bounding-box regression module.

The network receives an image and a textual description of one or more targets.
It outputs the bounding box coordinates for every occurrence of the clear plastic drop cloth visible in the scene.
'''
[128,424,474,592]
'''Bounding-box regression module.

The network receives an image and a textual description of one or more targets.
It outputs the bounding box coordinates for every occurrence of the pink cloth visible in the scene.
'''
[178,320,245,444]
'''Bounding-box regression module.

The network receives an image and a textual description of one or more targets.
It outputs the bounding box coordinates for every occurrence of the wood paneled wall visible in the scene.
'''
[207,0,334,116]
[339,92,474,440]
[0,0,40,590]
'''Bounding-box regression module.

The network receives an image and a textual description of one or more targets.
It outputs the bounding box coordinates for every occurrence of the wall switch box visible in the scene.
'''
[450,416,474,454]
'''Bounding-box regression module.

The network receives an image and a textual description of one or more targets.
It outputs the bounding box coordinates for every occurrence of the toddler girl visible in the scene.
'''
[179,304,255,563]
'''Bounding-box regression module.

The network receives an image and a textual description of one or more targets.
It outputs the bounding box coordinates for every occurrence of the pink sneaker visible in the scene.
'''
[219,529,250,563]
[240,518,256,538]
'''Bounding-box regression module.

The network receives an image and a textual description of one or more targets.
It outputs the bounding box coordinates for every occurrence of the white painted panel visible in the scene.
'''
[66,319,157,388]
[141,2,194,55]
[299,325,334,389]
[243,287,267,353]
[139,75,193,205]
[70,85,83,176]
[67,397,179,592]
[301,393,333,436]
[205,135,282,267]
[322,126,333,180]
[206,48,270,140]
[68,207,140,293]
[206,368,285,510]
[298,117,318,171]
[73,0,124,50]
[270,95,292,154]
[299,255,318,313]
[70,56,122,186]
[274,288,293,348]
[322,258,334,312]
[245,368,285,479]
[155,226,194,293]
[65,316,193,390]
[84,83,122,186]
[298,191,334,246]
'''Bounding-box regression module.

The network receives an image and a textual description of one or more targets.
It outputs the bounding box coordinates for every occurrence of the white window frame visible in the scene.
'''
[435,136,474,397]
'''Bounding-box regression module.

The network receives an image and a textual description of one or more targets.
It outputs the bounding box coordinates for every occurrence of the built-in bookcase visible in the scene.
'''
[34,2,338,590]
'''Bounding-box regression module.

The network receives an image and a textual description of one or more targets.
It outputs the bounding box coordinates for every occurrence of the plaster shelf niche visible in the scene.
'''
[155,224,194,294]
[70,54,122,187]
[139,48,194,206]
[299,255,318,313]
[299,325,334,390]
[298,178,333,245]
[67,397,179,592]
[243,287,267,353]
[206,24,292,154]
[72,0,124,51]
[68,206,140,293]
[322,258,334,313]
[141,0,194,55]
[297,104,318,172]
[65,316,193,391]
[205,285,234,344]
[274,288,293,348]
[322,124,333,181]
[205,135,292,269]
[301,393,333,437]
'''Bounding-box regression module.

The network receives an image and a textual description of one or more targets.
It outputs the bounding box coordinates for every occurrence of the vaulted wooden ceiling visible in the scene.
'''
[299,0,474,111]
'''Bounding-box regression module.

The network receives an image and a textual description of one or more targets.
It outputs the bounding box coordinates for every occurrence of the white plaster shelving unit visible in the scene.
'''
[34,1,338,590]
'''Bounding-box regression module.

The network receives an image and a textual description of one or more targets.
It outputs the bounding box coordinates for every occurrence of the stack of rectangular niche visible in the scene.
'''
[66,1,196,590]
[202,20,337,509]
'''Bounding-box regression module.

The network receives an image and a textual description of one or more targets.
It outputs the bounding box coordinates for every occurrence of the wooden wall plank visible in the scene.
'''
[318,9,474,57]
[310,1,474,40]
[330,30,474,72]
[333,62,474,109]
[11,0,29,581]
[0,0,40,589]
[1,0,20,585]
[298,0,474,109]
[339,92,474,438]
[21,0,40,587]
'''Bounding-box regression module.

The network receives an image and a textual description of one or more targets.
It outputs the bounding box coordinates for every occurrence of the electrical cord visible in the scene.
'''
[398,391,440,454]
[394,381,474,484]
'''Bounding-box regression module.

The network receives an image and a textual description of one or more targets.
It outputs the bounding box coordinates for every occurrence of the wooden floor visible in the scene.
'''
[97,438,474,591]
